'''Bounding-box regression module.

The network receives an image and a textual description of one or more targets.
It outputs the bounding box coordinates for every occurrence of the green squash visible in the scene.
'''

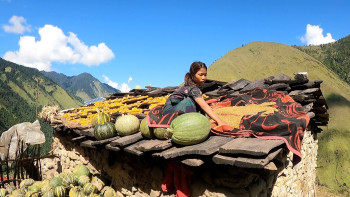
[62,173,76,187]
[0,188,8,197]
[54,186,66,197]
[49,176,63,189]
[115,114,140,136]
[140,117,154,138]
[27,185,40,193]
[69,187,85,197]
[94,122,117,140]
[91,175,106,192]
[101,186,116,197]
[168,112,211,145]
[42,190,55,197]
[154,127,171,140]
[73,164,90,180]
[83,183,96,195]
[24,191,39,197]
[20,179,35,188]
[92,111,111,126]
[78,175,91,187]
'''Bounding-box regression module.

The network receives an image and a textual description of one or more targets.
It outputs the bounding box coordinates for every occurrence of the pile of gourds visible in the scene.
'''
[60,94,169,127]
[93,112,141,140]
[92,110,211,147]
[0,165,115,197]
[140,112,211,145]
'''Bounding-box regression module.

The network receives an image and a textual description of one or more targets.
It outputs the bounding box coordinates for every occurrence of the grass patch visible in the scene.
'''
[317,129,350,195]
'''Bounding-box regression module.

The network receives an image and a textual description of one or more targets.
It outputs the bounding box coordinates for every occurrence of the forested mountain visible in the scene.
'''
[41,71,120,102]
[293,35,350,85]
[0,58,83,133]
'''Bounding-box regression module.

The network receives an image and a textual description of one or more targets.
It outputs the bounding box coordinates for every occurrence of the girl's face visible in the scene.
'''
[193,68,207,86]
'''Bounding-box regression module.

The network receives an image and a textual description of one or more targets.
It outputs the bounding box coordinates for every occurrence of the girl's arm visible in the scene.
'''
[194,97,227,126]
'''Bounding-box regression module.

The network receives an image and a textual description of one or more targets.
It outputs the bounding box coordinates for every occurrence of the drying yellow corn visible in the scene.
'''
[59,94,169,127]
[213,102,278,129]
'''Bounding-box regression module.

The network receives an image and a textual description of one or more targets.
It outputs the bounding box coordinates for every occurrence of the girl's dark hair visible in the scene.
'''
[184,61,207,86]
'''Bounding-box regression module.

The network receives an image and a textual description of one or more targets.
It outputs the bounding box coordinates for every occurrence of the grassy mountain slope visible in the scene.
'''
[208,41,350,130]
[41,71,120,102]
[207,41,350,195]
[293,35,350,85]
[0,58,83,132]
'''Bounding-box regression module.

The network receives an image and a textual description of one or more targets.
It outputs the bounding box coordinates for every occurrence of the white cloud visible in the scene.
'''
[128,76,133,83]
[120,83,131,93]
[102,75,131,93]
[3,16,31,34]
[300,24,336,45]
[3,24,114,71]
[102,75,119,89]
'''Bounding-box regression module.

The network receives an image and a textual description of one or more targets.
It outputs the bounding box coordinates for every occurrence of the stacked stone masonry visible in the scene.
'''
[41,129,317,197]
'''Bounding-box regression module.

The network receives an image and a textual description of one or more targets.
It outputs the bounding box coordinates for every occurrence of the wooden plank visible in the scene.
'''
[153,136,233,159]
[219,138,284,156]
[91,136,120,146]
[134,139,172,152]
[74,128,94,137]
[80,140,96,149]
[105,144,120,152]
[124,140,145,156]
[110,132,143,147]
[212,148,282,168]
[181,159,204,167]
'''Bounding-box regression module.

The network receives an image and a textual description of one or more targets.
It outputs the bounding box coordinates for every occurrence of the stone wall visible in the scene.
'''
[41,129,318,197]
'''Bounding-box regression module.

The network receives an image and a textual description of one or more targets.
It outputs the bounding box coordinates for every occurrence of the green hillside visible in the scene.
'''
[293,35,350,85]
[208,41,350,130]
[207,41,350,195]
[0,58,83,153]
[41,71,120,102]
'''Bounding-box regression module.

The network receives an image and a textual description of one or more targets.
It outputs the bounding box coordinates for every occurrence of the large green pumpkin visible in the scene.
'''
[94,122,116,140]
[92,111,111,126]
[115,114,140,136]
[139,117,154,138]
[168,112,211,145]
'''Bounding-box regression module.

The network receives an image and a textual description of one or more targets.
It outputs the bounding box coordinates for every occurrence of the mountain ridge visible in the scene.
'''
[0,58,83,132]
[41,71,120,102]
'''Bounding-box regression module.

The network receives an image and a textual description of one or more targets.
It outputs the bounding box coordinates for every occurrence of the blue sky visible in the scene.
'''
[1,0,349,92]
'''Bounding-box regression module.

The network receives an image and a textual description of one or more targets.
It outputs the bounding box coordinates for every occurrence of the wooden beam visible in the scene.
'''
[110,132,143,147]
[212,148,282,168]
[219,138,284,156]
[153,136,233,159]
